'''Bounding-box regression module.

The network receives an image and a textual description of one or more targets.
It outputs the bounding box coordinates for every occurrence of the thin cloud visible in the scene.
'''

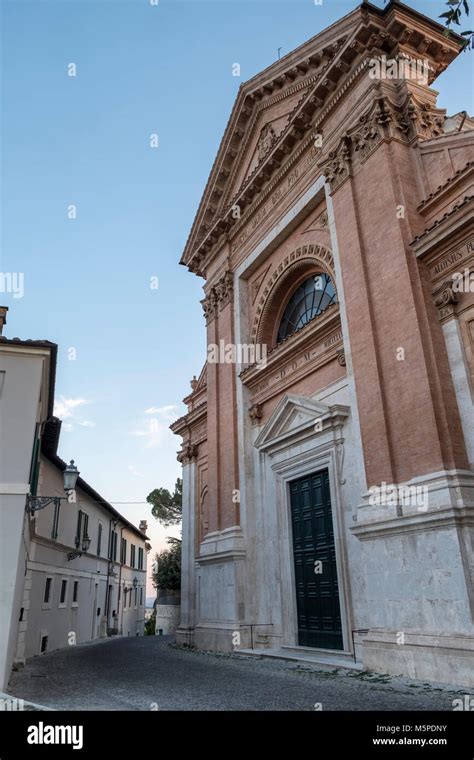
[54,397,87,419]
[128,465,144,478]
[53,396,94,432]
[144,404,179,420]
[131,418,168,448]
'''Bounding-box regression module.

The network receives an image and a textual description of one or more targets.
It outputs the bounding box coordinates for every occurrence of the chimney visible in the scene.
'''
[0,306,8,336]
[139,520,148,533]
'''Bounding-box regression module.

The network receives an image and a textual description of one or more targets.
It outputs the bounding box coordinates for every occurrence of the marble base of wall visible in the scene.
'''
[193,623,252,652]
[362,630,474,688]
[175,625,195,648]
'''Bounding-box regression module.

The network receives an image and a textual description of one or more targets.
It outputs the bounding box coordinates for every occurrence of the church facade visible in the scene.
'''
[172,1,474,686]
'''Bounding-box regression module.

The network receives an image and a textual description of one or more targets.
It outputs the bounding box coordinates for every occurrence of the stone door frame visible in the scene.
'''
[256,397,353,654]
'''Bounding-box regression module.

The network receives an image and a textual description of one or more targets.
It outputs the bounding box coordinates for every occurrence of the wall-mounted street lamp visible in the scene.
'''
[26,460,80,513]
[132,577,138,589]
[67,534,91,562]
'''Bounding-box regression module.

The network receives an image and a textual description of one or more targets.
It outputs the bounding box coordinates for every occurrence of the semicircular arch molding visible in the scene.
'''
[252,244,336,346]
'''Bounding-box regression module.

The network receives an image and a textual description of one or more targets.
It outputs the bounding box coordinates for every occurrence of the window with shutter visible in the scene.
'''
[75,510,83,548]
[97,523,102,556]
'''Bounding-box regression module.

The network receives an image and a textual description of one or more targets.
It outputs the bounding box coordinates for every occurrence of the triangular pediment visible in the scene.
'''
[181,8,362,271]
[225,95,312,203]
[254,393,349,451]
[181,2,464,275]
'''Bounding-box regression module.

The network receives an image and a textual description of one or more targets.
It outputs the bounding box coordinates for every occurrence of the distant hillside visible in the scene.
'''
[146,596,156,608]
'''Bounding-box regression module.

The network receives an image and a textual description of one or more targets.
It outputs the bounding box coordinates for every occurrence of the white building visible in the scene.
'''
[15,417,149,663]
[0,310,149,685]
[0,308,57,689]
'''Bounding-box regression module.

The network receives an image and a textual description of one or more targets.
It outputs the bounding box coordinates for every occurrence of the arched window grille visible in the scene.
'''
[276,273,337,344]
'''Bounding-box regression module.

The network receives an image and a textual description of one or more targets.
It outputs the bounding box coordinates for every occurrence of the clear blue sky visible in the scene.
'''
[1,0,472,590]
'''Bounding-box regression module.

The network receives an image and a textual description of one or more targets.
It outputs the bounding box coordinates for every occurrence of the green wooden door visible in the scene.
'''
[290,469,343,650]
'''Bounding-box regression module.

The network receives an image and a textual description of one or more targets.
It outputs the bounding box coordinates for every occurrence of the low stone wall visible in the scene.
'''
[155,604,181,636]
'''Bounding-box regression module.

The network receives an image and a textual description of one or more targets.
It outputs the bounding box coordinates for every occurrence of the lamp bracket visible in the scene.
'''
[26,495,65,514]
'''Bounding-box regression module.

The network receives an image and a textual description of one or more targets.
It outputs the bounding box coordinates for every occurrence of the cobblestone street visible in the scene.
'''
[7,636,470,711]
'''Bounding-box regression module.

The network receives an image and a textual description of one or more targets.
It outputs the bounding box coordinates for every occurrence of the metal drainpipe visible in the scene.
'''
[118,525,124,634]
[105,519,118,633]
[105,518,113,632]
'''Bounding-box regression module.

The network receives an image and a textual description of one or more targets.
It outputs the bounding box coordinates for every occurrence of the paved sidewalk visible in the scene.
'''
[6,636,470,711]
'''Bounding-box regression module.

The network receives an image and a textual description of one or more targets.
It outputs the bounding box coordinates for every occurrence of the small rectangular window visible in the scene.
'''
[140,587,143,606]
[130,544,136,568]
[59,579,67,605]
[120,537,127,565]
[97,523,102,556]
[43,577,52,604]
[109,530,118,561]
[72,581,79,604]
[40,635,48,654]
[83,513,89,542]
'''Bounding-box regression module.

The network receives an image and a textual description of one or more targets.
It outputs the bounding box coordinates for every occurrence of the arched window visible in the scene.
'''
[276,273,337,344]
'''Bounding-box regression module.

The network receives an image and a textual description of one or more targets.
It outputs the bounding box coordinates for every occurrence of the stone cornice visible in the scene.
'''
[351,505,474,540]
[417,161,474,216]
[240,307,343,406]
[181,1,463,275]
[170,401,207,438]
[411,194,474,251]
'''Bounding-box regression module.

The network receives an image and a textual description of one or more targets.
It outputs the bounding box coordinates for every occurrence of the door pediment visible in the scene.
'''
[254,393,349,452]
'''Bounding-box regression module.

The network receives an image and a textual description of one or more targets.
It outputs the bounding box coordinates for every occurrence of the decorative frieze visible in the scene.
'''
[258,123,278,161]
[433,279,459,320]
[177,443,199,464]
[243,310,343,405]
[201,289,218,324]
[320,136,352,192]
[229,136,321,255]
[249,403,263,423]
[216,271,234,309]
[316,210,328,228]
[402,97,444,141]
[201,271,234,323]
[320,92,447,194]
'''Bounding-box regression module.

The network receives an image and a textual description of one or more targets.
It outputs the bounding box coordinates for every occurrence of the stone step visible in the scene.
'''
[235,646,363,671]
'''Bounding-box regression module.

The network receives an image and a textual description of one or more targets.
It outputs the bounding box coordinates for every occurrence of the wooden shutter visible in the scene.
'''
[75,510,83,548]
